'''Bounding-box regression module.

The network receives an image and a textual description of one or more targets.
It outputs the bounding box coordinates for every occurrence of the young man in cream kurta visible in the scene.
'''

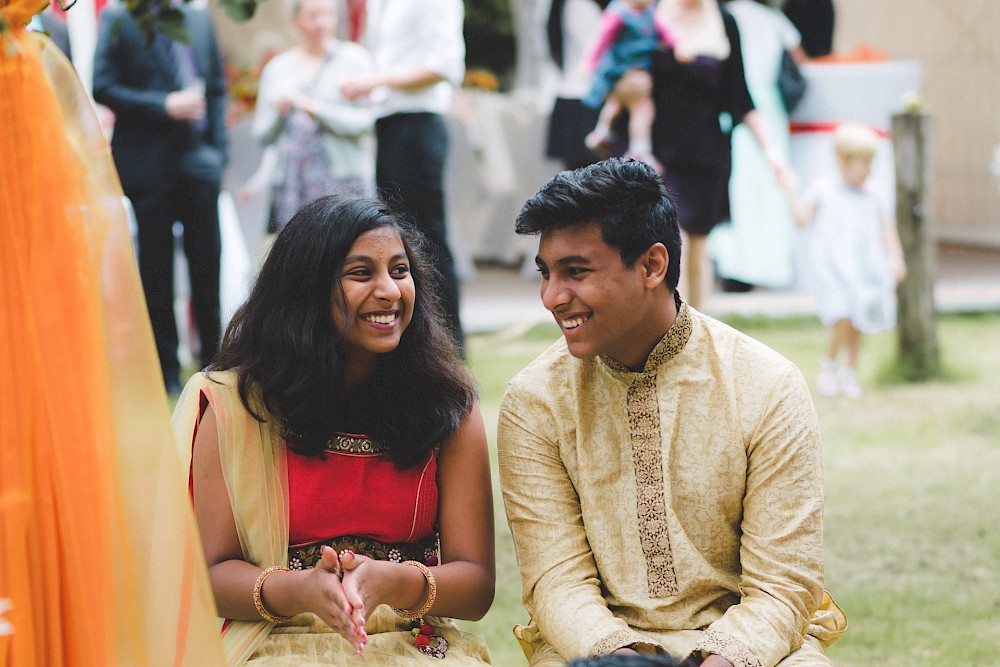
[498,158,846,667]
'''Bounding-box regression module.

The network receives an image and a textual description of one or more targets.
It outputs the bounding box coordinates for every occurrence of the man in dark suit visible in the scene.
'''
[94,2,228,393]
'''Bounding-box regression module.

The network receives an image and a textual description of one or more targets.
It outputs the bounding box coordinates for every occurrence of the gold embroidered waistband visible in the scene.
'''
[288,533,440,570]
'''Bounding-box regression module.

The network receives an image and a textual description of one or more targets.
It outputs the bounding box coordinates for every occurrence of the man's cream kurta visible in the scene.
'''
[498,303,846,667]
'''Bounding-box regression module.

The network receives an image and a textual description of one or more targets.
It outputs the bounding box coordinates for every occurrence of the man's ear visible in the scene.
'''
[641,243,669,288]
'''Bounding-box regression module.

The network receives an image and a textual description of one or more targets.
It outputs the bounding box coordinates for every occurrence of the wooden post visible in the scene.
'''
[892,111,941,379]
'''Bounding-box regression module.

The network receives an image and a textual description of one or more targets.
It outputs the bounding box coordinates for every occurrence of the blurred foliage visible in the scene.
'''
[121,0,268,45]
[114,0,516,88]
[117,0,188,45]
[464,0,515,90]
[215,0,265,22]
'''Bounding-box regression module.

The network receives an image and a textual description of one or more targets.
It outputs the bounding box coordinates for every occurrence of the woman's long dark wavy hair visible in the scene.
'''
[209,196,476,468]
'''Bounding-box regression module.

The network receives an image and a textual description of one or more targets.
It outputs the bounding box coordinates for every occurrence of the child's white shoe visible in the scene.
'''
[816,360,840,397]
[839,366,863,399]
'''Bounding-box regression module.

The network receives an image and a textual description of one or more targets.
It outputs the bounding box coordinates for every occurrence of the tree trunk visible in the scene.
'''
[892,111,941,379]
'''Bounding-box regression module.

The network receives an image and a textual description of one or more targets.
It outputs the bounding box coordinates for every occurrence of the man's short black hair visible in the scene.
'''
[566,653,701,667]
[516,157,681,290]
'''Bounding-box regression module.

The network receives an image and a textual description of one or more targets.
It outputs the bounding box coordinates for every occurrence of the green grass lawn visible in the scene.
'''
[461,311,1000,666]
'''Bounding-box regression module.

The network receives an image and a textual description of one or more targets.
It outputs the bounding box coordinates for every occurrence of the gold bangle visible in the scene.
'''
[392,560,436,620]
[253,565,292,624]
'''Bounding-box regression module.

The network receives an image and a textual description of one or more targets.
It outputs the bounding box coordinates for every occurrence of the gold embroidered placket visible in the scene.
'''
[627,370,679,597]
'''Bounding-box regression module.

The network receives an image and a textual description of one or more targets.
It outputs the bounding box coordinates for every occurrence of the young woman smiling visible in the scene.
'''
[173,196,494,665]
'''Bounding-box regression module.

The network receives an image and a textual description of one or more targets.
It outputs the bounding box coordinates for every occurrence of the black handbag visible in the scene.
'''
[778,49,807,113]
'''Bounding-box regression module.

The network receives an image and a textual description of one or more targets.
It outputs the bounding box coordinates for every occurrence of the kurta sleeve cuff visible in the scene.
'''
[589,629,663,657]
[692,629,762,667]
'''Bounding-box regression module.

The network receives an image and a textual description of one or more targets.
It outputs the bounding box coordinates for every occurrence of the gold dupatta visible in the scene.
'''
[172,371,290,666]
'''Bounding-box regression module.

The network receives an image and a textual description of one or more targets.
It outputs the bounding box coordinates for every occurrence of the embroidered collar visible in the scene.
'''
[600,292,692,374]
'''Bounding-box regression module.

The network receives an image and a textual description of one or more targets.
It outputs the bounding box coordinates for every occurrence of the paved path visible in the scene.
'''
[460,244,1000,334]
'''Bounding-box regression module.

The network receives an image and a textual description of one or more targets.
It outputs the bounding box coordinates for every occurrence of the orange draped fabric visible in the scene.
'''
[0,1,225,664]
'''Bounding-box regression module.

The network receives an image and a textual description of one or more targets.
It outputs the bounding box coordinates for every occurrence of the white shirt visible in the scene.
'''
[364,0,465,118]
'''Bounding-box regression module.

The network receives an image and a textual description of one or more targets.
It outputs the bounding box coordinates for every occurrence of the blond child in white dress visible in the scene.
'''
[784,122,906,398]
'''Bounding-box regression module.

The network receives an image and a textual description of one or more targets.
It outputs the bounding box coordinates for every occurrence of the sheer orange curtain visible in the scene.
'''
[0,2,224,664]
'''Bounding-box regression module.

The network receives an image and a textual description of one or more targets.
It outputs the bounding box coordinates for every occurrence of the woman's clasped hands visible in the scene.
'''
[295,545,433,656]
[293,546,367,654]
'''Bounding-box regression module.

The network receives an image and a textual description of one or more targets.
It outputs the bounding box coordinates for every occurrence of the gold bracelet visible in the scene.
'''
[392,560,437,620]
[253,565,292,624]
